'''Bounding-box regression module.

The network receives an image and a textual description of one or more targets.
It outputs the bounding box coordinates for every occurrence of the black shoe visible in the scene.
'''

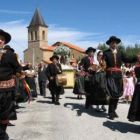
[114,112,119,118]
[96,108,100,112]
[108,113,115,120]
[55,102,60,105]
[7,122,15,126]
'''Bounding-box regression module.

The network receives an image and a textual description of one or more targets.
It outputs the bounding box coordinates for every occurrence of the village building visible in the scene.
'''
[24,8,85,66]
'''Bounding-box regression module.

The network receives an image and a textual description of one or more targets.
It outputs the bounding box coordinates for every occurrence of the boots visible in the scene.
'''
[0,124,7,140]
[52,93,55,103]
[55,95,60,105]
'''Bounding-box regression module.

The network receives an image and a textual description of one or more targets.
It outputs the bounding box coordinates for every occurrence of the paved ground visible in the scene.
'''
[6,89,140,140]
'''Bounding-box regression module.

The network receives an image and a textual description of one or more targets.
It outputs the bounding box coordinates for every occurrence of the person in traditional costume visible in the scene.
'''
[25,65,38,98]
[103,36,138,120]
[79,47,96,109]
[46,55,64,105]
[73,61,87,99]
[127,56,140,126]
[0,29,23,139]
[89,50,108,112]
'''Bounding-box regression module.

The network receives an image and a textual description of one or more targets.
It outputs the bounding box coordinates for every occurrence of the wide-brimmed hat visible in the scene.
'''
[0,29,11,44]
[106,36,121,45]
[4,45,14,53]
[85,47,96,54]
[50,55,59,61]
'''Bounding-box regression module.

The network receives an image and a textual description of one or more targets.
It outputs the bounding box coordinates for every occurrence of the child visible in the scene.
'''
[123,71,135,103]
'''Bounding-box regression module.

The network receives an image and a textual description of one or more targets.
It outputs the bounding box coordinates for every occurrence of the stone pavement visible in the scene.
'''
[7,89,140,140]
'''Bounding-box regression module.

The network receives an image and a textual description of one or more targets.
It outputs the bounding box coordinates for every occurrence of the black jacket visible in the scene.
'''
[80,56,90,72]
[38,66,47,82]
[0,51,22,92]
[103,49,138,68]
[0,51,22,81]
[46,63,62,80]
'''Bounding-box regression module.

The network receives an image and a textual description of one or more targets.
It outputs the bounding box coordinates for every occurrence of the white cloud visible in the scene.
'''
[1,20,140,62]
[0,20,28,60]
[0,10,31,14]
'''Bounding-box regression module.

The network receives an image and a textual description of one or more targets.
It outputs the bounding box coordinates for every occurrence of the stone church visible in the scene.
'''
[24,8,85,66]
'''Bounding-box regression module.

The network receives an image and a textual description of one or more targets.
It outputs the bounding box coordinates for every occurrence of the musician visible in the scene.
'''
[46,55,64,105]
[38,61,47,96]
[80,47,96,109]
[0,29,23,139]
[104,36,138,120]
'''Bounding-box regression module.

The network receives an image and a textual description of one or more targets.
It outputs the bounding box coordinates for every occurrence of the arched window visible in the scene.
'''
[42,31,45,40]
[35,31,37,40]
[31,32,33,41]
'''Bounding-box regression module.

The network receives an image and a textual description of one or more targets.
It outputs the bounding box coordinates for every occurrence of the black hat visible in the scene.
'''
[106,36,121,45]
[50,55,59,61]
[85,47,96,54]
[0,29,11,44]
[4,45,14,53]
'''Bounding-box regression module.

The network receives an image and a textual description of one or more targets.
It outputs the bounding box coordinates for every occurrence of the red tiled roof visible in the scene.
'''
[41,46,55,51]
[52,41,85,53]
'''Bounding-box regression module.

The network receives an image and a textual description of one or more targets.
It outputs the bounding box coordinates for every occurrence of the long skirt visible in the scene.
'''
[16,79,28,103]
[0,91,17,121]
[90,72,109,105]
[127,79,140,122]
[25,77,37,97]
[73,76,86,95]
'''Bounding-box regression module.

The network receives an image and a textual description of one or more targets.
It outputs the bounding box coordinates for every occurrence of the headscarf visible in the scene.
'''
[93,49,103,66]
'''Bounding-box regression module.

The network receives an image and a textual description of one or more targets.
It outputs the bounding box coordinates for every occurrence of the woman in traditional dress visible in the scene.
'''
[25,65,38,98]
[73,61,87,99]
[89,50,108,112]
[127,56,140,125]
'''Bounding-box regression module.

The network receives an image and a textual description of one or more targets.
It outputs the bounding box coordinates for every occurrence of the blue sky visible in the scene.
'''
[0,0,140,59]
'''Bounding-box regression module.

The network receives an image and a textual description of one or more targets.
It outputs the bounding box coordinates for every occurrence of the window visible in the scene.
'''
[35,31,37,40]
[42,31,45,40]
[31,32,33,41]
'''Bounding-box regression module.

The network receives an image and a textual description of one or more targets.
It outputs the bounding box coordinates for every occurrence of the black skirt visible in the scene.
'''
[73,76,85,95]
[89,72,109,105]
[127,80,140,122]
[25,77,37,97]
[105,71,123,98]
[0,91,17,120]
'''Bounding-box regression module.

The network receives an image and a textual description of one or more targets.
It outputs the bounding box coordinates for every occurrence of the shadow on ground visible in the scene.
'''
[64,103,108,118]
[37,100,53,104]
[65,96,85,100]
[103,121,140,134]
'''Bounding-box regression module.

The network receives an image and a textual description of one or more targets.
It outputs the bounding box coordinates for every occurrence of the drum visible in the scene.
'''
[56,74,67,86]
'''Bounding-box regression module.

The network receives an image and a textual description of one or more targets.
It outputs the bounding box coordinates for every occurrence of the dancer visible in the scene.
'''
[90,50,108,112]
[127,56,140,125]
[104,36,138,120]
[0,29,23,139]
[80,47,96,109]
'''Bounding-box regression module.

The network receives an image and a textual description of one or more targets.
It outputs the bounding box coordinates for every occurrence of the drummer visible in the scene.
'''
[80,47,96,109]
[46,55,64,105]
